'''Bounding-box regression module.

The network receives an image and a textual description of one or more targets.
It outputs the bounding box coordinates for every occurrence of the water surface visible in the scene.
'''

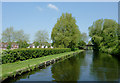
[4,50,120,82]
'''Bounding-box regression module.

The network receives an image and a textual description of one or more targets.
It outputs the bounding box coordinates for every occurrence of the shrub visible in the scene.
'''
[71,48,79,51]
[2,48,71,64]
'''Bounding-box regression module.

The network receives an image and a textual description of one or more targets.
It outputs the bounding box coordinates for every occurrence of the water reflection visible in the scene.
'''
[51,50,120,81]
[51,52,85,81]
[91,51,119,81]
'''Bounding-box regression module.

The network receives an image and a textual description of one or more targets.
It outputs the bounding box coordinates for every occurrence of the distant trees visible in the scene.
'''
[2,27,50,49]
[77,40,86,49]
[2,27,30,48]
[77,32,88,49]
[15,30,30,48]
[2,27,15,43]
[89,19,119,55]
[2,27,15,49]
[17,40,29,48]
[33,41,40,48]
[51,13,81,49]
[80,32,88,42]
[34,30,49,47]
[88,41,92,45]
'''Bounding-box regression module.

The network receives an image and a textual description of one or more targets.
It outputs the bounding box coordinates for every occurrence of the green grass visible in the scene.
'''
[1,50,84,80]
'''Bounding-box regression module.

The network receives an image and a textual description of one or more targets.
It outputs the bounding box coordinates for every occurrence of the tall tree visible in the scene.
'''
[89,19,119,55]
[88,19,103,50]
[2,27,15,49]
[51,13,81,48]
[2,27,15,42]
[80,32,88,42]
[34,30,49,46]
[15,30,30,48]
[14,30,29,42]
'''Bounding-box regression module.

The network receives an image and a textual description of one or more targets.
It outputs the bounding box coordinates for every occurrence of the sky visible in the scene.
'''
[2,2,118,43]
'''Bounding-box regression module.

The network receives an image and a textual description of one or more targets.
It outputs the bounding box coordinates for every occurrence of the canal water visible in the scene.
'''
[4,50,120,82]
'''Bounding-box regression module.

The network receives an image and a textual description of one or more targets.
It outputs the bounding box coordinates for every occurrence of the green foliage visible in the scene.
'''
[2,27,30,49]
[77,40,86,49]
[89,19,119,55]
[80,32,88,42]
[2,48,71,64]
[17,40,29,48]
[88,41,92,45]
[14,30,29,42]
[33,41,40,47]
[71,48,79,51]
[2,50,83,80]
[6,42,12,49]
[51,13,81,48]
[2,27,29,43]
[2,27,15,42]
[34,30,49,46]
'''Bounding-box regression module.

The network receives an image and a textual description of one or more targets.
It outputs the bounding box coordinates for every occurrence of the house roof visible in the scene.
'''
[0,42,19,45]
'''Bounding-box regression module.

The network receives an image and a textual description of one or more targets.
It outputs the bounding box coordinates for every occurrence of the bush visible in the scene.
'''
[71,48,79,51]
[2,48,71,64]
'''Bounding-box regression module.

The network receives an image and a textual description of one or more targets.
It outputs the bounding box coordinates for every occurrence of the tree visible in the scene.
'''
[116,24,120,55]
[80,32,88,42]
[77,32,88,49]
[77,40,86,49]
[88,40,92,45]
[88,19,103,50]
[2,27,15,42]
[15,30,30,48]
[33,41,39,48]
[34,30,49,46]
[89,19,119,55]
[51,13,81,48]
[17,40,29,48]
[2,27,30,49]
[2,27,15,49]
[14,30,29,42]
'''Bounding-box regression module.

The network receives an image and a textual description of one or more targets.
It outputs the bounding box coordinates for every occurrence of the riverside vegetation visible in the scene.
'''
[89,19,120,56]
[2,48,71,64]
[1,12,120,82]
[1,13,87,81]
[1,50,83,81]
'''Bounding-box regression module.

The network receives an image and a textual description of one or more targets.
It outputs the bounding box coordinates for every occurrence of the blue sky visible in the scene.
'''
[2,2,118,42]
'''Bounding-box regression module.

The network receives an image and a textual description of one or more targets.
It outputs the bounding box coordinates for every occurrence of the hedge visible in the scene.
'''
[2,48,71,64]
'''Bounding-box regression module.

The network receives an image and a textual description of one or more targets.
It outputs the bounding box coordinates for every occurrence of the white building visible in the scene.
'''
[41,45,44,48]
[37,46,39,48]
[45,46,48,48]
[27,46,30,48]
[50,46,53,48]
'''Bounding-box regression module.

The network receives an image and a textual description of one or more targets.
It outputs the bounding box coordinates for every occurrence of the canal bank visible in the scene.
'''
[2,50,120,82]
[1,50,84,82]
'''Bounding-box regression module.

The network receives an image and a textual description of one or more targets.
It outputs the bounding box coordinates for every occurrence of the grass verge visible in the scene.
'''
[1,50,84,81]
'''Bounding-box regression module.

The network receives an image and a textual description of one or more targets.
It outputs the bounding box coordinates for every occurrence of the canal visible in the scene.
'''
[4,50,120,82]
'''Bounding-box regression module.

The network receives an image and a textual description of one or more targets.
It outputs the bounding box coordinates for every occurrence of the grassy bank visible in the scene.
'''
[1,50,84,81]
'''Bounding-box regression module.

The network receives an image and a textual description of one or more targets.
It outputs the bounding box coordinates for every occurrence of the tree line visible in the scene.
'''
[1,13,88,49]
[1,27,50,48]
[1,12,119,56]
[89,19,120,56]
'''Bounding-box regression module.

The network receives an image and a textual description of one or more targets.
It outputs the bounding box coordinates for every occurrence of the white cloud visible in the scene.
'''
[48,4,59,11]
[36,6,43,11]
